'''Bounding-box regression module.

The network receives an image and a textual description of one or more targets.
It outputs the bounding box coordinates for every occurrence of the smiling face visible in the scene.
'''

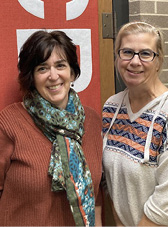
[34,48,74,109]
[117,33,159,89]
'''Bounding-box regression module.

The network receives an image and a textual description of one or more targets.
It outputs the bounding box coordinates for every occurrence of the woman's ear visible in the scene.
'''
[156,55,162,72]
[156,60,160,72]
[70,75,75,82]
[70,69,75,82]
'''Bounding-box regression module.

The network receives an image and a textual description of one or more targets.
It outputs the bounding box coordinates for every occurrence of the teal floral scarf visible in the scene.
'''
[23,89,95,226]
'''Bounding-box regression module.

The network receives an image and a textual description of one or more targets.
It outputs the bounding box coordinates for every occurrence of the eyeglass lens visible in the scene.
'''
[119,49,156,62]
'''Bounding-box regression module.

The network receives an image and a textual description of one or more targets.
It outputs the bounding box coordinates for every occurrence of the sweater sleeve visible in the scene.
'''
[0,126,14,196]
[144,126,168,225]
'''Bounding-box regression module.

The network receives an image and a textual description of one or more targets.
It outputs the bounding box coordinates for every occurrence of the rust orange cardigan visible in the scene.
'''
[0,103,103,226]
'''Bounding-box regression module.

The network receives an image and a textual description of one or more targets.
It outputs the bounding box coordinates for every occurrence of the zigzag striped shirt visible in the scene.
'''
[102,90,168,226]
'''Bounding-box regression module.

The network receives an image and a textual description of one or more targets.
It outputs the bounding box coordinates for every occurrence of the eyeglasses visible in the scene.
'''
[118,48,159,62]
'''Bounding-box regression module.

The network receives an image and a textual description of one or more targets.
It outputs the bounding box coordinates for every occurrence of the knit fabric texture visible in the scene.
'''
[102,90,168,226]
[0,103,103,226]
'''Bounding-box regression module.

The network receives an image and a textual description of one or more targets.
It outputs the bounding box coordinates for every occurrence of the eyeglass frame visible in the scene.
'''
[118,48,159,62]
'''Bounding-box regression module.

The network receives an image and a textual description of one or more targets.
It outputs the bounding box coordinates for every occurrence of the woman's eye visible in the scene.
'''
[123,49,133,55]
[39,67,46,71]
[140,51,151,57]
[36,66,48,73]
[57,64,66,69]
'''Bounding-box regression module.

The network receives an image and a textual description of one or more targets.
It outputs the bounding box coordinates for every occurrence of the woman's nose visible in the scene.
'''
[130,54,142,65]
[49,67,59,80]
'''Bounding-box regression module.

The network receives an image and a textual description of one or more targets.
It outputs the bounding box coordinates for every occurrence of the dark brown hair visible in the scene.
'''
[18,30,80,93]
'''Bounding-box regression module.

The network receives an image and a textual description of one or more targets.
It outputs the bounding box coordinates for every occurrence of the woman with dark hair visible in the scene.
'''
[0,30,102,226]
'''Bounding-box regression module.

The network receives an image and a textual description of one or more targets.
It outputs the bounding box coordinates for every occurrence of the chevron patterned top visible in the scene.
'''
[103,90,168,166]
[102,90,168,226]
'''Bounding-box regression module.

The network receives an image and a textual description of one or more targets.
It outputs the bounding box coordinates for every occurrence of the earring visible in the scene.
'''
[71,82,74,87]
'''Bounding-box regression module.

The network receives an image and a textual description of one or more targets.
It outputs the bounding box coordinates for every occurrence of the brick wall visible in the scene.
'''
[129,0,168,86]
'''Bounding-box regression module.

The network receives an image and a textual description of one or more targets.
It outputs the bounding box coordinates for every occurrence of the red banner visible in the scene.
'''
[0,0,101,114]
